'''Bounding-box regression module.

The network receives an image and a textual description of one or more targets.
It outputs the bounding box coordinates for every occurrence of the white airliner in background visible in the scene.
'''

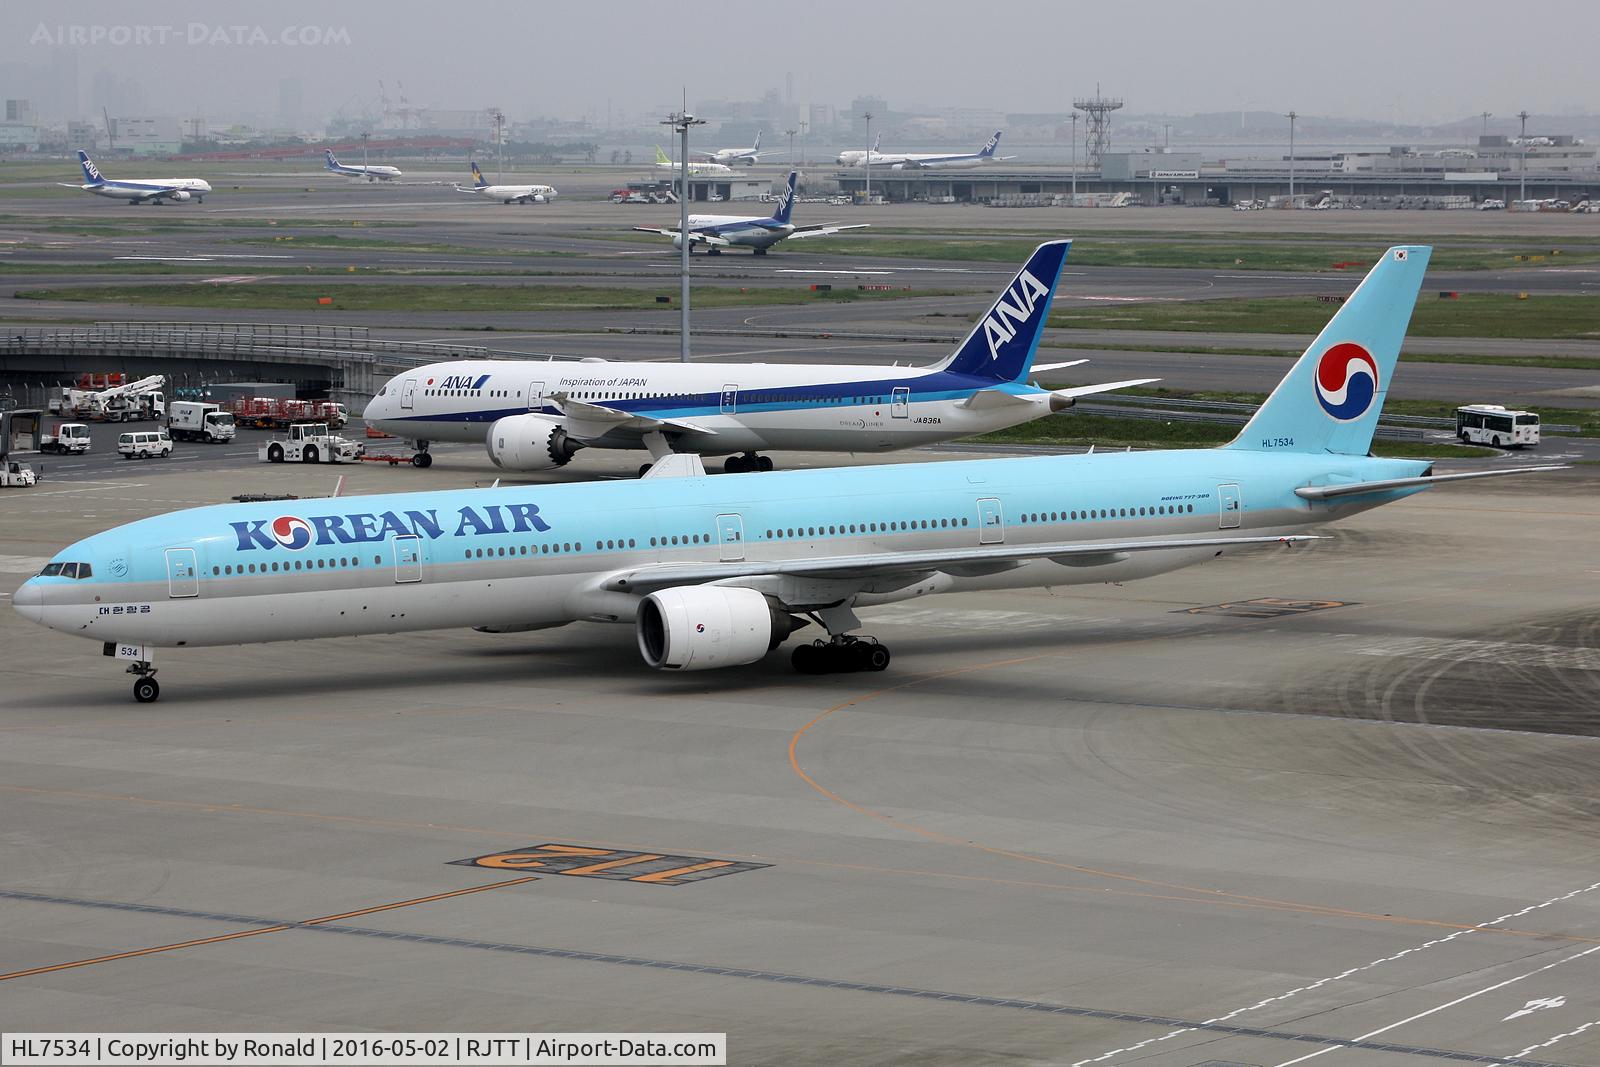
[839,131,1014,170]
[655,146,735,176]
[699,131,765,165]
[324,149,403,182]
[632,172,865,255]
[835,132,883,167]
[59,151,211,205]
[15,245,1562,703]
[454,161,557,204]
[362,241,1154,472]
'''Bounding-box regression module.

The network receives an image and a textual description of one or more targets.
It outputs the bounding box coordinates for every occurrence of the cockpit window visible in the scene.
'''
[76,563,91,579]
[39,562,65,576]
[38,561,91,578]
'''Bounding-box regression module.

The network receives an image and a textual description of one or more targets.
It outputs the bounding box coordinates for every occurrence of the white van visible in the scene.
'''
[117,429,174,459]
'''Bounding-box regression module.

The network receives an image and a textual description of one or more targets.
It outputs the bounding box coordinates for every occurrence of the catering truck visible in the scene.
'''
[167,401,236,443]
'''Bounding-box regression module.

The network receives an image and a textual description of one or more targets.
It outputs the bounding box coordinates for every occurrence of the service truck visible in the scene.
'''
[259,422,363,464]
[167,401,236,443]
[40,423,91,454]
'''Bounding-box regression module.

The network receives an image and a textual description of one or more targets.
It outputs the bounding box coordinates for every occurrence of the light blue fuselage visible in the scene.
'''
[15,448,1427,650]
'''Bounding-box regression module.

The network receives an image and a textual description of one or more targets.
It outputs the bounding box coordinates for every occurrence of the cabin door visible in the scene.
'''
[716,513,745,562]
[393,534,423,583]
[165,548,199,598]
[891,387,910,419]
[721,385,739,414]
[527,380,546,411]
[1218,484,1242,529]
[400,378,416,410]
[977,498,1005,544]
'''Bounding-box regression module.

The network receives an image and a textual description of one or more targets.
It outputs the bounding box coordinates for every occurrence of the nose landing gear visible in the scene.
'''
[128,661,160,703]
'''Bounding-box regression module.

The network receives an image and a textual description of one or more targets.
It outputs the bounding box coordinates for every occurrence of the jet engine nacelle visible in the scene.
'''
[636,586,805,671]
[168,190,192,201]
[485,413,579,471]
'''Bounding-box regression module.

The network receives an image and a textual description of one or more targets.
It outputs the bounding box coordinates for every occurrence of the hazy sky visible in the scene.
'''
[4,0,1595,127]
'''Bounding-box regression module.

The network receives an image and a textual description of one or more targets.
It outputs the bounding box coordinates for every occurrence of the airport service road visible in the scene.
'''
[2,456,1599,1064]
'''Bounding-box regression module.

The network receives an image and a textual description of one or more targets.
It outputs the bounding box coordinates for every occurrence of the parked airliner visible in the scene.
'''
[835,132,882,166]
[454,161,557,204]
[700,131,764,165]
[362,241,1152,472]
[59,151,212,205]
[324,149,403,182]
[632,172,865,255]
[14,246,1561,702]
[655,146,735,176]
[839,131,1013,170]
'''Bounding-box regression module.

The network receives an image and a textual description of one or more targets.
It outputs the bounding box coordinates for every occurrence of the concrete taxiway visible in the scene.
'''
[2,450,1598,1065]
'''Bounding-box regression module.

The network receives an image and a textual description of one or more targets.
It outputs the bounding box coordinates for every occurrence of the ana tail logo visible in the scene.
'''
[982,269,1049,360]
[1314,342,1380,421]
[270,515,314,551]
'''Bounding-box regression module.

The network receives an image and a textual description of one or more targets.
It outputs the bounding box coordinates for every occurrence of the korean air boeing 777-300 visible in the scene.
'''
[362,240,1151,472]
[13,247,1560,702]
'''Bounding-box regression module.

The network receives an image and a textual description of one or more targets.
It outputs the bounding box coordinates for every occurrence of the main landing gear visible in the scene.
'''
[791,636,891,675]
[789,603,891,675]
[723,452,773,474]
[409,440,433,468]
[128,660,160,703]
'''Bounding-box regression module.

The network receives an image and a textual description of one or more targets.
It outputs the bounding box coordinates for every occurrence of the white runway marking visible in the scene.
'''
[1500,1015,1600,1062]
[776,269,895,276]
[1271,939,1600,1066]
[1073,877,1600,1066]
[1356,636,1600,672]
[21,482,147,497]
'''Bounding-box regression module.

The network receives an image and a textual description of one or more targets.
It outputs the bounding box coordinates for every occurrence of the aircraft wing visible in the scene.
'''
[554,395,718,441]
[1294,466,1566,500]
[785,224,871,239]
[601,534,1314,597]
[630,227,732,247]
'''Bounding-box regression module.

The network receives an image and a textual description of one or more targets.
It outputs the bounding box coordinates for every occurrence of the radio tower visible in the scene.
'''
[1072,86,1124,170]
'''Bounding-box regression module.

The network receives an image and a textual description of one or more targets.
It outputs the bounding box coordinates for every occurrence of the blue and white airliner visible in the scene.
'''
[59,151,212,205]
[838,131,1014,170]
[699,130,764,166]
[632,172,866,255]
[454,161,557,204]
[323,149,403,182]
[363,240,1153,472]
[13,245,1560,702]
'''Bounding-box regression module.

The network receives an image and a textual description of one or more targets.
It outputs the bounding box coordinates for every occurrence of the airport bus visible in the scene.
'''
[1456,404,1540,448]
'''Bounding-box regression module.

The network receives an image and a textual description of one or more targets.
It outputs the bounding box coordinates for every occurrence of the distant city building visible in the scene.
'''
[6,99,36,124]
[278,78,303,130]
[67,120,98,150]
[115,116,182,155]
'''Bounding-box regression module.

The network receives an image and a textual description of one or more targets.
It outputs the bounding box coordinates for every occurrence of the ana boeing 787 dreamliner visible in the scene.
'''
[14,247,1559,702]
[363,241,1151,472]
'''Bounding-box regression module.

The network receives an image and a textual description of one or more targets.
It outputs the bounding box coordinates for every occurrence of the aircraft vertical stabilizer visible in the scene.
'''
[935,240,1071,384]
[1227,245,1430,456]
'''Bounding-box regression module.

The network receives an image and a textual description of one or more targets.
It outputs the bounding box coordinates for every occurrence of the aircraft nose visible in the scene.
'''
[12,579,43,624]
[362,392,386,422]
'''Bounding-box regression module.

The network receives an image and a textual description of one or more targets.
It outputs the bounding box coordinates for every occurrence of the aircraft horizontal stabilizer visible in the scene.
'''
[1032,360,1090,373]
[961,389,1037,411]
[1294,465,1566,500]
[1044,378,1162,412]
[631,227,731,247]
[603,533,1316,596]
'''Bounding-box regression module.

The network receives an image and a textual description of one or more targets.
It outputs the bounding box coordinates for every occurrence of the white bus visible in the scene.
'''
[1456,404,1540,448]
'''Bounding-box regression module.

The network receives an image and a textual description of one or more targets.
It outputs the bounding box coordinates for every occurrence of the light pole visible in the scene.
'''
[490,108,505,184]
[863,111,874,204]
[662,108,705,363]
[361,130,369,172]
[1518,109,1530,206]
[1070,112,1078,205]
[1286,110,1297,208]
[786,127,796,170]
[1163,122,1171,151]
[798,119,807,168]
[1481,111,1492,140]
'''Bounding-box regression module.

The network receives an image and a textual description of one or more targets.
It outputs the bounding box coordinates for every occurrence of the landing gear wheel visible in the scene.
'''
[758,455,773,472]
[724,455,747,474]
[639,463,654,478]
[791,643,826,675]
[267,443,284,463]
[133,677,159,703]
[863,643,890,672]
